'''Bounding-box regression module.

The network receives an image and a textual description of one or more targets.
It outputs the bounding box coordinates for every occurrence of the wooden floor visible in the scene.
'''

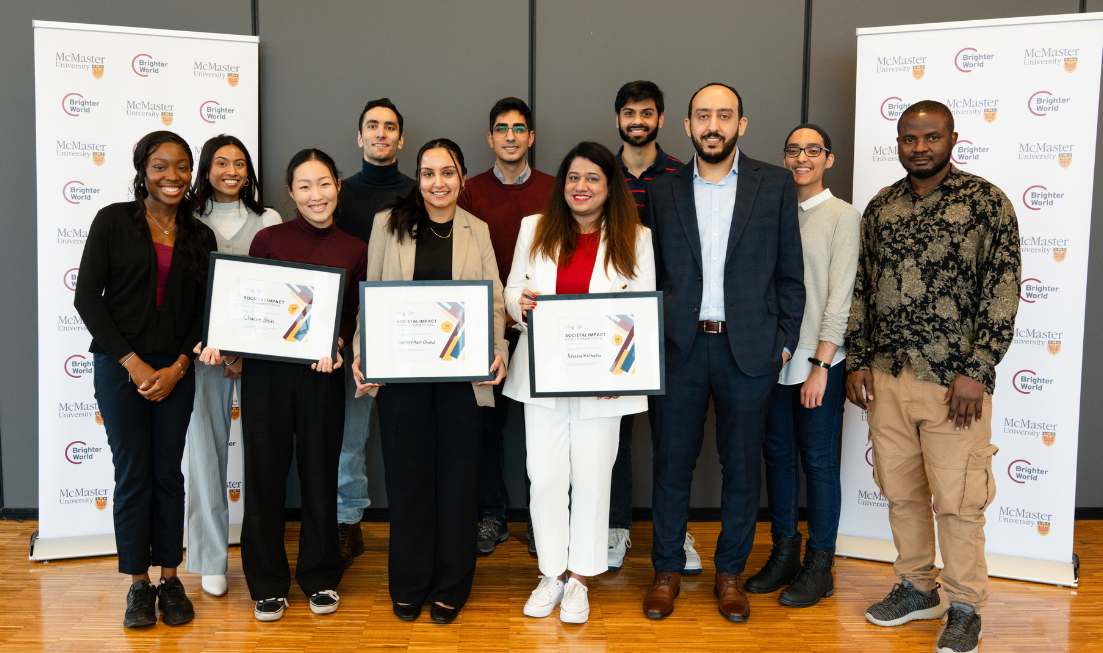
[0,519,1098,652]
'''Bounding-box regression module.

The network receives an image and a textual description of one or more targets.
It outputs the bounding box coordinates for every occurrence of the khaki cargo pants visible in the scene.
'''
[868,362,997,608]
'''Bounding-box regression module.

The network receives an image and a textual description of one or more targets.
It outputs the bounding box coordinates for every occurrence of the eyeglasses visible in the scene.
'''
[783,145,829,158]
[493,125,529,136]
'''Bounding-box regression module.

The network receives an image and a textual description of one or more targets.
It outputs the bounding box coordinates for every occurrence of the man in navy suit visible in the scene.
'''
[641,83,805,623]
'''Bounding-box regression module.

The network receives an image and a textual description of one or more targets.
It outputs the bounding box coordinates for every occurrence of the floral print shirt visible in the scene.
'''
[845,166,1021,393]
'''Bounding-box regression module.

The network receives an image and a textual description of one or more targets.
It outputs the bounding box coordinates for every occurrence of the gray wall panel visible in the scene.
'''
[534,0,806,508]
[0,2,253,508]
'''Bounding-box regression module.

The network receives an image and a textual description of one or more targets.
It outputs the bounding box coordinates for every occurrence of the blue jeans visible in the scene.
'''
[337,344,375,524]
[762,362,845,552]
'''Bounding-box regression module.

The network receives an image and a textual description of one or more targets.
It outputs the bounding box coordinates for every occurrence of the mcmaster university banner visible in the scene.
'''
[838,13,1102,586]
[33,21,258,560]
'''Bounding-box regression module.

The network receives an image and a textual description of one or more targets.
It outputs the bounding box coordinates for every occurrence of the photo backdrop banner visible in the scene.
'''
[34,21,258,558]
[839,13,1102,586]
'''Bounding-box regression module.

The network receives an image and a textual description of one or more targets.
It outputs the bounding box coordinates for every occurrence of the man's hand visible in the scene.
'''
[801,366,828,409]
[943,374,985,430]
[846,370,874,410]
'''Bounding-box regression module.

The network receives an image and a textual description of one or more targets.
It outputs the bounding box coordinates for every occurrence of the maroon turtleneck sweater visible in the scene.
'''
[249,215,367,346]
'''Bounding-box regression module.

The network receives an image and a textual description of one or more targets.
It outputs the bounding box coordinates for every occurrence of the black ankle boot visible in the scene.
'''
[744,532,802,593]
[778,547,835,607]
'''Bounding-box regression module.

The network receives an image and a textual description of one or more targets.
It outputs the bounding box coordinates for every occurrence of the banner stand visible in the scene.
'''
[836,536,1077,587]
[29,525,242,562]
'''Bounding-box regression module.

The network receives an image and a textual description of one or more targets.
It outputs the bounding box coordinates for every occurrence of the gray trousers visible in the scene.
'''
[184,362,238,575]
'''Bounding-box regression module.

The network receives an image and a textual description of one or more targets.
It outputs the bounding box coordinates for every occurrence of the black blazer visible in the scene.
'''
[643,152,805,376]
[74,201,217,361]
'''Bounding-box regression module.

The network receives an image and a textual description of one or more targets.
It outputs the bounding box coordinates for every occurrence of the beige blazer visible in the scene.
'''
[502,214,656,419]
[352,207,508,407]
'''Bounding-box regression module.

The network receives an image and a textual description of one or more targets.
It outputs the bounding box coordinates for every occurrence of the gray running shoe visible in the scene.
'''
[937,604,982,653]
[865,581,944,627]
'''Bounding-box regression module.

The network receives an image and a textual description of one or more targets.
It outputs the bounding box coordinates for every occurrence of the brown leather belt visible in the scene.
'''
[698,320,727,333]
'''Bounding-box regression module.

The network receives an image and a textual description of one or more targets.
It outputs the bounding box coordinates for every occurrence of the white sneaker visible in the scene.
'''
[559,578,589,624]
[607,528,632,570]
[201,574,228,597]
[309,590,340,614]
[254,597,288,621]
[523,575,564,618]
[683,532,702,575]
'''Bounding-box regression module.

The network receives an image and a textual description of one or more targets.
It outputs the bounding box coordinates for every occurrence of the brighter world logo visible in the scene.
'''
[1012,369,1055,394]
[951,140,989,165]
[1028,91,1071,116]
[200,100,236,123]
[65,354,93,378]
[954,47,995,72]
[65,441,103,464]
[132,53,168,76]
[62,180,101,205]
[1022,185,1063,211]
[880,97,911,121]
[61,92,99,117]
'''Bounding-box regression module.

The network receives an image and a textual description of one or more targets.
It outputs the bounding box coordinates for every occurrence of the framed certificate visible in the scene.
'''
[527,292,665,398]
[359,280,495,383]
[202,253,346,364]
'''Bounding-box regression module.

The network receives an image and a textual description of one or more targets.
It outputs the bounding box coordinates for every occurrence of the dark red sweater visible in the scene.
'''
[249,215,367,346]
[458,167,554,284]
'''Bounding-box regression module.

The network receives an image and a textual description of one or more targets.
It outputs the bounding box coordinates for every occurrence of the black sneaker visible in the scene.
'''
[309,590,340,614]
[476,513,509,555]
[526,518,537,558]
[158,577,195,625]
[865,581,944,627]
[937,604,983,653]
[122,580,158,628]
[254,597,288,622]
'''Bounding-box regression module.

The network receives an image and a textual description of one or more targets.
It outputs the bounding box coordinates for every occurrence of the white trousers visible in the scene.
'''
[525,397,621,578]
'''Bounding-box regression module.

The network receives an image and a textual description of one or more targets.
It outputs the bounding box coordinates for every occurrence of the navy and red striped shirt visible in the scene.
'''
[616,142,682,220]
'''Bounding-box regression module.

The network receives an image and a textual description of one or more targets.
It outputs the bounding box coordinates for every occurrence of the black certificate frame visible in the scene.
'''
[359,279,495,383]
[527,291,666,398]
[201,253,346,365]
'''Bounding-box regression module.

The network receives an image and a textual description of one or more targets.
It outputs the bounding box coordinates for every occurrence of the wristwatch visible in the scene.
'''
[808,357,831,369]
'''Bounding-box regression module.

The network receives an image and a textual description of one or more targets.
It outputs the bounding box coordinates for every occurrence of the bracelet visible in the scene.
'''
[808,357,831,369]
[120,352,135,366]
[175,361,185,377]
[224,357,238,366]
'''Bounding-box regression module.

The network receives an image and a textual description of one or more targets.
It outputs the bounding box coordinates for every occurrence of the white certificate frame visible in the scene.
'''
[527,292,665,398]
[202,253,345,364]
[359,280,495,383]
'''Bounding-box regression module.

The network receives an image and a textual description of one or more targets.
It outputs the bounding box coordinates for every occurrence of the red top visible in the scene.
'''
[556,232,600,295]
[249,215,368,346]
[457,168,555,284]
[153,243,173,310]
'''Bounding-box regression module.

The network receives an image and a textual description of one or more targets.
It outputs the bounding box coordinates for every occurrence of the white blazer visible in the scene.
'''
[503,214,656,419]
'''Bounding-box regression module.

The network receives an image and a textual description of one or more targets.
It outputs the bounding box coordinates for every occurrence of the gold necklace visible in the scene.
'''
[146,211,178,234]
[429,223,452,239]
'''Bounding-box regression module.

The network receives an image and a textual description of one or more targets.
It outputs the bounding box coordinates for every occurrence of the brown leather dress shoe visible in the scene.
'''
[715,572,750,622]
[338,521,365,569]
[643,571,681,619]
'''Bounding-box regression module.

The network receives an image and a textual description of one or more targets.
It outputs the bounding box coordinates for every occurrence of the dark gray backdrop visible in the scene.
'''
[2,0,1100,513]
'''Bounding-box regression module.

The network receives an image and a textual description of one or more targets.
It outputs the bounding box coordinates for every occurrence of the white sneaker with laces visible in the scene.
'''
[559,578,590,624]
[523,575,564,618]
[309,590,340,614]
[607,528,632,570]
[683,532,703,574]
[201,574,228,597]
[254,597,288,622]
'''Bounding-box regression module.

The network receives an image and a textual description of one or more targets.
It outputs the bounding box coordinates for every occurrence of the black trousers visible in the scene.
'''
[377,381,483,608]
[240,358,344,600]
[93,352,195,575]
[476,330,521,520]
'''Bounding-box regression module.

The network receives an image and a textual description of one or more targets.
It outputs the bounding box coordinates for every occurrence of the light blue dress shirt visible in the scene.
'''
[693,150,739,322]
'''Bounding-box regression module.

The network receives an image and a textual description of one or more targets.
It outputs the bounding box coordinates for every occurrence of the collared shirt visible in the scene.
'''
[692,150,739,322]
[617,143,681,219]
[845,165,1021,393]
[492,162,531,185]
[800,187,833,211]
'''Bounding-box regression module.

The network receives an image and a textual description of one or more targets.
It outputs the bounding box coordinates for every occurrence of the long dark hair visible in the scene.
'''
[284,148,341,220]
[532,141,639,279]
[193,134,264,215]
[131,130,209,279]
[383,138,466,243]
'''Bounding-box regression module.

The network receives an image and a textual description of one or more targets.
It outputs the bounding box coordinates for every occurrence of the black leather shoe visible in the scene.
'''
[744,532,802,593]
[779,548,835,607]
[430,603,460,624]
[393,602,421,621]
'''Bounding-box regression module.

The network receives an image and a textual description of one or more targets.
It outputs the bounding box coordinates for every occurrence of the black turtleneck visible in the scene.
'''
[337,158,416,246]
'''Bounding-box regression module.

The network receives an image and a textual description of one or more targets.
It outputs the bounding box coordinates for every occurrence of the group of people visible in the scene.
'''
[74,79,1019,653]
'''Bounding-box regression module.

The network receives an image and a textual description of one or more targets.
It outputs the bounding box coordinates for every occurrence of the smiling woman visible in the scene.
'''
[73,130,217,629]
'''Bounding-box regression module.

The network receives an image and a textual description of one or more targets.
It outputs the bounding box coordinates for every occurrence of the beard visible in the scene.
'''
[619,123,658,146]
[902,150,952,179]
[692,130,738,164]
